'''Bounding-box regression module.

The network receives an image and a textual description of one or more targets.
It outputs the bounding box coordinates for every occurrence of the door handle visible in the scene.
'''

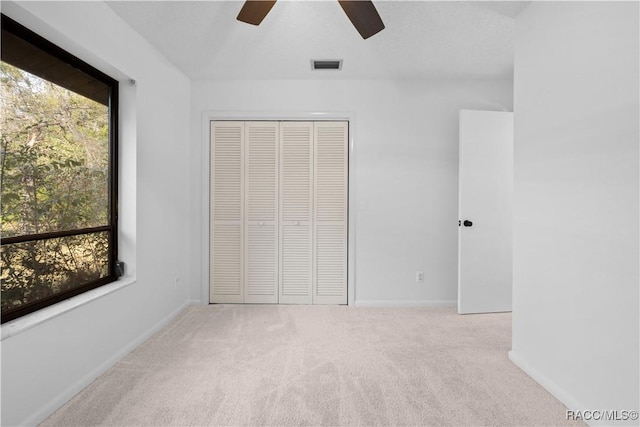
[463,220,473,227]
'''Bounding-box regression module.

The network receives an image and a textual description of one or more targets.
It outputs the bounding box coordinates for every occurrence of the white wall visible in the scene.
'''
[511,2,639,424]
[0,2,192,426]
[190,79,513,306]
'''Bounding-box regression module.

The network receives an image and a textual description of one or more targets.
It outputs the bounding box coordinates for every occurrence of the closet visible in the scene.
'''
[210,121,348,305]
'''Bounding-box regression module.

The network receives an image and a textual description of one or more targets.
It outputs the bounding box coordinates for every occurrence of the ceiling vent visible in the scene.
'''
[311,60,342,70]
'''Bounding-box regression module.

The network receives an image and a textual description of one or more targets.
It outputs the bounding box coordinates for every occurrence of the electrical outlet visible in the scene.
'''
[416,271,424,283]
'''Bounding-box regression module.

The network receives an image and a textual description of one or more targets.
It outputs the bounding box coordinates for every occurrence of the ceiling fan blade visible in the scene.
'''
[337,0,385,39]
[237,0,277,26]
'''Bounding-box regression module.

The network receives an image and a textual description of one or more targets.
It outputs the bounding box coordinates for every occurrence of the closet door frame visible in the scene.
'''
[202,112,356,306]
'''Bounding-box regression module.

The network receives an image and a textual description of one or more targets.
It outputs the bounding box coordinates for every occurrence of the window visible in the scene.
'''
[1,14,119,323]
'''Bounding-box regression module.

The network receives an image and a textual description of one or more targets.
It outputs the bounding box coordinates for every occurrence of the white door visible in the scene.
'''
[458,110,513,314]
[244,122,279,303]
[210,121,244,303]
[313,122,348,304]
[279,122,314,304]
[210,120,348,306]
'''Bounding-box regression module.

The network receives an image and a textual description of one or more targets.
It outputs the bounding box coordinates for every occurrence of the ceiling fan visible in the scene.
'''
[237,0,385,40]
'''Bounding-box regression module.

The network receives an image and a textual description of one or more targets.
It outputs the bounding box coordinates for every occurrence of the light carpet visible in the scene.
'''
[41,305,583,426]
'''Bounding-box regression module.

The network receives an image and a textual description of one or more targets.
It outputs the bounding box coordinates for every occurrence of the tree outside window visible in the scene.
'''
[1,15,118,323]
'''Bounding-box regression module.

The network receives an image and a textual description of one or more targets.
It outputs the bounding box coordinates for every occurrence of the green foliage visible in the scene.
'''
[0,233,109,312]
[1,62,110,313]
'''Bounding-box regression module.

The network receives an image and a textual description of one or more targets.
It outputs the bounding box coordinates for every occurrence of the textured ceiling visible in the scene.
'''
[106,1,529,80]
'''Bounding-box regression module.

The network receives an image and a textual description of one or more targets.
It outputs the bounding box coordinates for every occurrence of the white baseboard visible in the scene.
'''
[355,299,457,308]
[21,300,192,427]
[508,351,588,421]
[509,352,640,426]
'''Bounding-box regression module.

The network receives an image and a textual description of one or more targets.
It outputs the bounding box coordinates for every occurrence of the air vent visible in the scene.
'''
[311,60,342,70]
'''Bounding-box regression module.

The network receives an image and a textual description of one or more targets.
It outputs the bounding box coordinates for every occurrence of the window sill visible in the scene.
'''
[1,276,136,341]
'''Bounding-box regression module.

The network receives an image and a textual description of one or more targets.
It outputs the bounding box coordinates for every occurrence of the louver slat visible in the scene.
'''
[281,224,311,296]
[246,224,277,299]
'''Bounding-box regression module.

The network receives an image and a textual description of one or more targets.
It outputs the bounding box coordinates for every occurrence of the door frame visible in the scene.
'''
[200,111,357,305]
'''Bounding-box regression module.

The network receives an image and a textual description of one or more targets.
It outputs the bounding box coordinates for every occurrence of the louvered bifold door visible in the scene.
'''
[279,122,314,304]
[244,122,279,303]
[313,122,348,304]
[210,121,244,303]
